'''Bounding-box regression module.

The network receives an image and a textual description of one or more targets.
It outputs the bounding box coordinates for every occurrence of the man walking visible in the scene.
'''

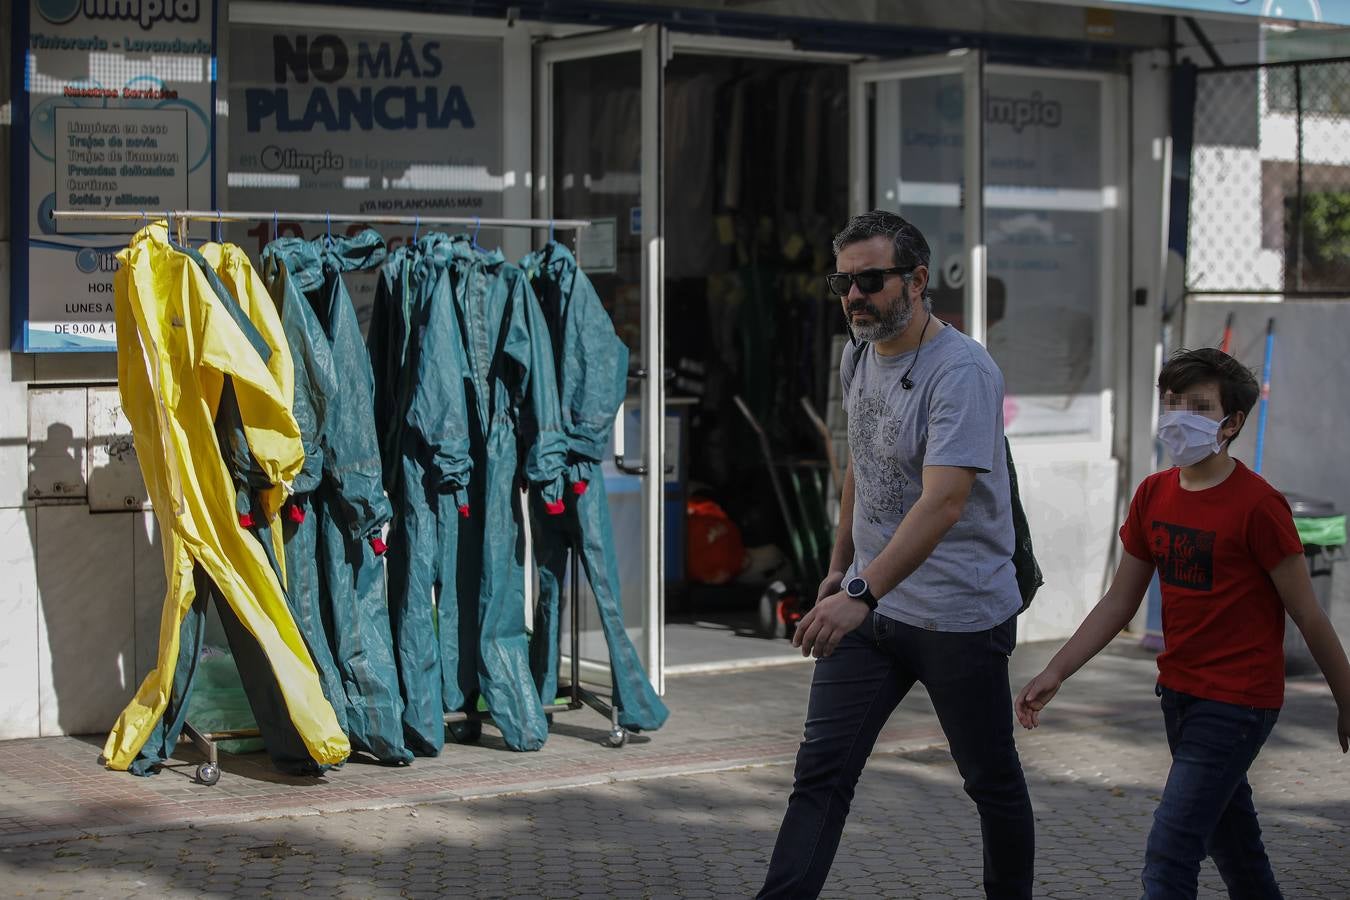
[759,210,1034,899]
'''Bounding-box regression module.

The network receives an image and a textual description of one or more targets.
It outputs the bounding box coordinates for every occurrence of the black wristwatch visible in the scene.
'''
[845,576,877,610]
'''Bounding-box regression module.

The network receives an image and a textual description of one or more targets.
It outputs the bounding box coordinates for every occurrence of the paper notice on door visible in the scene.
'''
[577,217,617,274]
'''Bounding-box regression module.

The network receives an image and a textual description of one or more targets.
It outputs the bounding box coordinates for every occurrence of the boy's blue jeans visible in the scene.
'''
[1143,685,1283,900]
[758,611,1034,899]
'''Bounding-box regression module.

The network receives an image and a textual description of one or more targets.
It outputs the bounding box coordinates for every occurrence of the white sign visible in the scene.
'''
[577,217,617,274]
[53,107,190,232]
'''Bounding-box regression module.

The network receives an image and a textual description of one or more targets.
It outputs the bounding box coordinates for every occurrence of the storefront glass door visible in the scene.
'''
[851,51,988,344]
[535,28,666,692]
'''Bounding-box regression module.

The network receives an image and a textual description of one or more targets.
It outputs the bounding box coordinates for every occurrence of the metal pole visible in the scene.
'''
[49,209,591,230]
[1294,65,1305,293]
[570,543,580,705]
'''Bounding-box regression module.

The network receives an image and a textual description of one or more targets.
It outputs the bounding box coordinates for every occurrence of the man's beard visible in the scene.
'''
[849,294,913,343]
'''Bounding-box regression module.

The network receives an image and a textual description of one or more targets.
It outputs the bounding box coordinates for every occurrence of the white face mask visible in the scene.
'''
[1157,410,1229,467]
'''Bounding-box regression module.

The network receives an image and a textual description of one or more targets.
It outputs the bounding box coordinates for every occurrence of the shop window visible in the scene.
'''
[225,22,505,321]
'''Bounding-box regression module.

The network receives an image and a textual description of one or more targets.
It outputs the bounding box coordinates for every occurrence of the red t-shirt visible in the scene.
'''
[1120,460,1304,708]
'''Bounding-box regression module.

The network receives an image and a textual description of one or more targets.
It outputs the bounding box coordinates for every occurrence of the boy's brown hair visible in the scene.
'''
[1157,348,1260,446]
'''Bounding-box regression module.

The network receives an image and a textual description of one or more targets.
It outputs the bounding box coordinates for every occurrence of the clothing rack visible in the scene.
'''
[50,209,593,230]
[61,208,625,783]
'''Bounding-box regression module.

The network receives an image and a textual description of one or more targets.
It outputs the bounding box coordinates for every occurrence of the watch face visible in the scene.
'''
[846,577,867,598]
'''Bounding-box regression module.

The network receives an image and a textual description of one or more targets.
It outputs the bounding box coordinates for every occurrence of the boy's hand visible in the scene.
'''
[1338,706,1349,753]
[1015,670,1063,729]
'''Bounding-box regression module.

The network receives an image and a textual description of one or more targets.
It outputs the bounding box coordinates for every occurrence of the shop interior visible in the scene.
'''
[659,55,851,669]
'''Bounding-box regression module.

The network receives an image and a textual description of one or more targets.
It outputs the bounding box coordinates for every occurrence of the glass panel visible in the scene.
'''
[871,72,1108,440]
[549,51,646,671]
[871,74,970,331]
[984,74,1106,439]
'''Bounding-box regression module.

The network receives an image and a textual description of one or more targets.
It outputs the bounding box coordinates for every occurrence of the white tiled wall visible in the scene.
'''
[35,506,137,736]
[1016,458,1121,643]
[0,508,40,739]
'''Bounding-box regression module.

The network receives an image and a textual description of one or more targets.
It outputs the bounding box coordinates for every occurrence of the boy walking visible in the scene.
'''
[1017,348,1350,900]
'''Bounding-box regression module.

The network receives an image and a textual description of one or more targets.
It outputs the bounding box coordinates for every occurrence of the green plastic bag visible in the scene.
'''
[184,647,265,754]
[1294,515,1347,549]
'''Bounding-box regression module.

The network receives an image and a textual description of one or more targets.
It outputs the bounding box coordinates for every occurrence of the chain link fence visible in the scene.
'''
[1187,59,1350,297]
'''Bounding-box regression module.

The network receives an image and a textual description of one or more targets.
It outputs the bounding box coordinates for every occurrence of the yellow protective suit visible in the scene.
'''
[103,223,349,771]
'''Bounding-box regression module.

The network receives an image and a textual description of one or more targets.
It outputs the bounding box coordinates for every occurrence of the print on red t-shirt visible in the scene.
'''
[1120,460,1304,709]
[1149,522,1216,592]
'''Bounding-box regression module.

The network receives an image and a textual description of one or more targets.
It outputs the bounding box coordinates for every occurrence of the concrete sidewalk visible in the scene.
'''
[0,640,1346,897]
[0,640,1149,847]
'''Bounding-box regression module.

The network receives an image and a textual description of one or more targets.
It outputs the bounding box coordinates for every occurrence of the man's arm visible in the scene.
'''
[793,464,976,658]
[856,464,974,598]
[1014,553,1154,728]
[1270,553,1350,752]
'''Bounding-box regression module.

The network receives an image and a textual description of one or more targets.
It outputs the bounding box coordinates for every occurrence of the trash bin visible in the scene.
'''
[1283,492,1346,674]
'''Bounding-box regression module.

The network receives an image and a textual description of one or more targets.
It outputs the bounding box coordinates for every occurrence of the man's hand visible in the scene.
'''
[817,570,846,602]
[1015,669,1063,729]
[792,591,869,659]
[1338,704,1349,753]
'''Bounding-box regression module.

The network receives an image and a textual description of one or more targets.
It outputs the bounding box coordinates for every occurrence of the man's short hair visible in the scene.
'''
[1157,348,1260,438]
[831,209,932,272]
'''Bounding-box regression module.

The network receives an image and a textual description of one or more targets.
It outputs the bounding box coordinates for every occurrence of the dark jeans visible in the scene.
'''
[759,611,1034,899]
[1142,685,1282,900]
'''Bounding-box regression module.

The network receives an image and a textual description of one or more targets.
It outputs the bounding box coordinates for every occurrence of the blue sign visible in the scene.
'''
[11,0,219,352]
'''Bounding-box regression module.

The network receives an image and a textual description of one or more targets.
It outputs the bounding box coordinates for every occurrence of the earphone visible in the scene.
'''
[900,310,933,390]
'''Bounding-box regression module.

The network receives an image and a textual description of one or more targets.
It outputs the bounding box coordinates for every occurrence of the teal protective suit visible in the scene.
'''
[264,232,412,765]
[374,234,568,752]
[259,243,348,745]
[521,242,669,733]
[370,234,473,756]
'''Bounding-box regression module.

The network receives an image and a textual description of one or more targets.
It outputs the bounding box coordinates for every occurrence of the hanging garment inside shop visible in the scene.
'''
[375,233,569,752]
[521,241,668,733]
[104,222,349,775]
[263,231,412,766]
[369,233,474,757]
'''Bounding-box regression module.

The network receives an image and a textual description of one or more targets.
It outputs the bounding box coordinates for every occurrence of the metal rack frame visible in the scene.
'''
[60,208,624,784]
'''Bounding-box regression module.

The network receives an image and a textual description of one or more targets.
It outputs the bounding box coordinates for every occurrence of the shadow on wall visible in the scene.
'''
[30,421,167,737]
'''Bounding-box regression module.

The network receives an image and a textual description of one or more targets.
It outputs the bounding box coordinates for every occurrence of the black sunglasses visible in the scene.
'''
[825,267,911,297]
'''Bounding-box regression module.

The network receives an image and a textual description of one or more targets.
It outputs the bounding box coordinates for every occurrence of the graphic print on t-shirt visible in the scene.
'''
[1149,521,1216,591]
[849,388,909,527]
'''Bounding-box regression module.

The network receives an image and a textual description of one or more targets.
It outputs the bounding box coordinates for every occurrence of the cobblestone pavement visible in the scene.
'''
[0,644,1346,898]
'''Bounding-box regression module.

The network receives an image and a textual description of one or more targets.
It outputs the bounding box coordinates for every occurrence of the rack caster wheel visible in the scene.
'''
[447,720,482,745]
[606,727,627,748]
[195,762,220,786]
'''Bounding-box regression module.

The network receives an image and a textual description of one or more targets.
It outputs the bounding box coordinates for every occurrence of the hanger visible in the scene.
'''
[413,214,421,243]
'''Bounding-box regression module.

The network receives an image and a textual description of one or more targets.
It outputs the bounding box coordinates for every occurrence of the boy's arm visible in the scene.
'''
[1269,554,1350,752]
[1015,552,1155,728]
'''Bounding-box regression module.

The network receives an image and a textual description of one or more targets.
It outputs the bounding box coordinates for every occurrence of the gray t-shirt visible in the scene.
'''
[841,325,1020,631]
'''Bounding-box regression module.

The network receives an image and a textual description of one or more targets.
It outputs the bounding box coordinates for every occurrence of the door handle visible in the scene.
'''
[613,401,648,476]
